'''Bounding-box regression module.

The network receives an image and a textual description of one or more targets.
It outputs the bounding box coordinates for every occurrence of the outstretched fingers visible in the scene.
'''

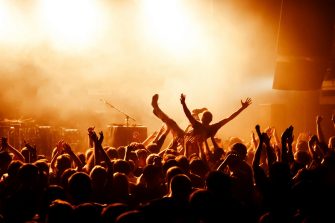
[241,97,252,108]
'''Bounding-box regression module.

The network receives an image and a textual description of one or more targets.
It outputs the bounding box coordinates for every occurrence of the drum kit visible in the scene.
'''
[0,118,82,158]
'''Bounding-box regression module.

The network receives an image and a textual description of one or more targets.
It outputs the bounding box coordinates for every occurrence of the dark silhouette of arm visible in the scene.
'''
[316,116,326,144]
[63,142,84,170]
[180,94,198,127]
[281,126,294,164]
[253,125,262,170]
[1,137,24,162]
[211,98,252,135]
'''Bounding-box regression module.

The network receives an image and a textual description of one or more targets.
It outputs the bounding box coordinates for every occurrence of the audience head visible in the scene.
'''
[136,149,148,167]
[142,164,163,187]
[201,111,212,125]
[7,160,23,178]
[34,159,50,176]
[107,147,118,160]
[60,168,76,190]
[166,166,183,187]
[146,143,160,154]
[189,158,208,178]
[294,150,311,166]
[116,146,126,159]
[68,172,92,205]
[17,163,39,187]
[101,203,130,223]
[169,174,192,200]
[46,199,74,223]
[230,142,247,161]
[146,153,160,166]
[296,140,309,152]
[113,159,131,176]
[115,210,144,223]
[175,155,189,173]
[112,172,129,197]
[90,165,107,187]
[55,154,72,174]
[162,158,178,174]
[73,202,102,223]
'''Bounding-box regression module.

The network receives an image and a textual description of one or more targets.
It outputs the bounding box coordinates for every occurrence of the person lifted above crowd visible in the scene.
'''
[151,93,252,157]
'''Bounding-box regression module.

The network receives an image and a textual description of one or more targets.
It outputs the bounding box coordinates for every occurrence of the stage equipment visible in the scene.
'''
[107,124,147,148]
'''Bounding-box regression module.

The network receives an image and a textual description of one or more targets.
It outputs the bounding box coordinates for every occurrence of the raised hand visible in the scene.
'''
[62,142,72,154]
[308,135,318,148]
[88,129,98,143]
[262,132,271,146]
[332,114,335,124]
[255,125,261,138]
[281,125,294,144]
[180,93,186,104]
[287,126,294,144]
[88,126,95,133]
[56,140,64,153]
[241,97,252,109]
[98,131,104,144]
[316,115,323,124]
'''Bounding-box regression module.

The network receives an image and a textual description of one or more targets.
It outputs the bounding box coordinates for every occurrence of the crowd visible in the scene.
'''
[0,93,335,223]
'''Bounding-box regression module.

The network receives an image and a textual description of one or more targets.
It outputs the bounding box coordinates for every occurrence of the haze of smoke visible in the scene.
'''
[0,1,278,142]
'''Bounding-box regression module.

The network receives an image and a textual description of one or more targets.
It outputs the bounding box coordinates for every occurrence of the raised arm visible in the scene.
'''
[154,125,170,151]
[316,115,326,144]
[263,131,276,166]
[180,94,198,127]
[252,125,263,170]
[50,140,63,172]
[142,131,158,147]
[1,137,24,162]
[281,126,294,165]
[211,98,252,134]
[308,135,321,168]
[63,142,84,170]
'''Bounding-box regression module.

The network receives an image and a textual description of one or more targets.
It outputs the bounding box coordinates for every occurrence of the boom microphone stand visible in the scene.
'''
[100,99,136,127]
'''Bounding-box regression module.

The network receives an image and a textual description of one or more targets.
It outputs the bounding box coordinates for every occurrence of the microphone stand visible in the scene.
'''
[101,99,136,127]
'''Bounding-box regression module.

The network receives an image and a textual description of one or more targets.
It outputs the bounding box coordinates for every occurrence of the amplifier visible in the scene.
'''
[107,125,147,148]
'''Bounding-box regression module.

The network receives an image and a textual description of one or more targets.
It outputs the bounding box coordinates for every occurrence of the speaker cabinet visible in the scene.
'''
[273,0,335,90]
[107,125,147,148]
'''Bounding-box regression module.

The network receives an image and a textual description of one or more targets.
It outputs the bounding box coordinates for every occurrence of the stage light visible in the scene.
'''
[0,1,40,46]
[0,1,11,40]
[140,0,201,55]
[37,0,105,51]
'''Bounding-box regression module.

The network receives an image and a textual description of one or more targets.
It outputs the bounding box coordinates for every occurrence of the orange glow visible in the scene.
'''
[0,1,11,41]
[0,0,278,142]
[37,0,105,51]
[0,1,36,45]
[140,0,202,55]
